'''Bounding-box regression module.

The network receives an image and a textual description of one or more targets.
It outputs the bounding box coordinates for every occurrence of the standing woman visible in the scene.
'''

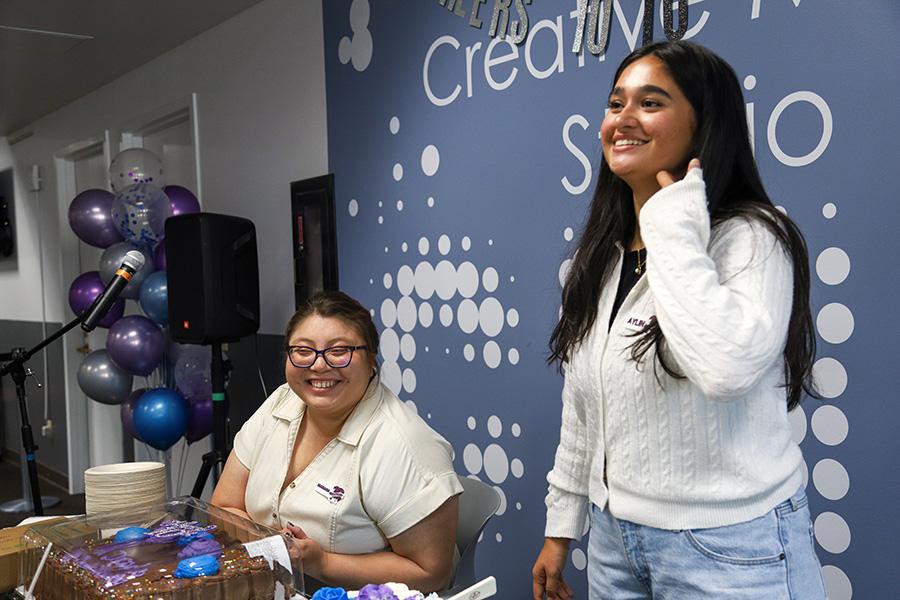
[532,41,826,599]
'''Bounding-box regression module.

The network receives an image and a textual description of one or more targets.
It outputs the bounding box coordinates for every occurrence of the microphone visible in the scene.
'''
[81,250,146,332]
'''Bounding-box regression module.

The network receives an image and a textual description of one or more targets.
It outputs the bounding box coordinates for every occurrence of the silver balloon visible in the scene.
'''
[77,350,134,405]
[99,242,153,299]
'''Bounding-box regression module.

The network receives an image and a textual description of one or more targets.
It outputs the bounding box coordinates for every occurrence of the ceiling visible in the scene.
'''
[0,0,266,136]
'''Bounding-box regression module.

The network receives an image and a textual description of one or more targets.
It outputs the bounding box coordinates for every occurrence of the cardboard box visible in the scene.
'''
[0,518,67,593]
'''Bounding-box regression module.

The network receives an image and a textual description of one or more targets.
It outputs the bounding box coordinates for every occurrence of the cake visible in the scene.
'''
[312,582,440,600]
[22,518,296,599]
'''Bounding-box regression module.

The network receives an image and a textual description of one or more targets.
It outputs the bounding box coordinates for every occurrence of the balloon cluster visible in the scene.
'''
[68,148,209,451]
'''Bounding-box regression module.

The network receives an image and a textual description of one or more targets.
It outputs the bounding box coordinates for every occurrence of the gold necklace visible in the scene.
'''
[634,248,646,275]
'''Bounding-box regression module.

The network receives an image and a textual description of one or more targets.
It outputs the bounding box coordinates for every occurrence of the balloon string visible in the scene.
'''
[179,441,190,497]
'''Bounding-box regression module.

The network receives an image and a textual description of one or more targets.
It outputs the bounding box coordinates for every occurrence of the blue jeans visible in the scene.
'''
[587,488,827,599]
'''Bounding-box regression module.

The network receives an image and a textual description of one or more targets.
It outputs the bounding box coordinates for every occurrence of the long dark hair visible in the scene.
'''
[548,41,816,410]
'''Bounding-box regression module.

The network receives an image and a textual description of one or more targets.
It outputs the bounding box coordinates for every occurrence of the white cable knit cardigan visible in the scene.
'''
[545,168,804,538]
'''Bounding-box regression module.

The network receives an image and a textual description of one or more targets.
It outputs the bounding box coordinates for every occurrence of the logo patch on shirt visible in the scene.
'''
[624,315,654,332]
[315,482,345,504]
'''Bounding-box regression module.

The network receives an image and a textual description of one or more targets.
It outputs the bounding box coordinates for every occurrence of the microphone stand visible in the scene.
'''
[190,342,232,498]
[0,312,88,516]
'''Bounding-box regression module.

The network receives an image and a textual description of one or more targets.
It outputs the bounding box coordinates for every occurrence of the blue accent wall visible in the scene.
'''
[323,2,900,597]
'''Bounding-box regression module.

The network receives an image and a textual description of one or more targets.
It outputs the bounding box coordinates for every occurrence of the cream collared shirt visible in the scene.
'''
[234,380,462,554]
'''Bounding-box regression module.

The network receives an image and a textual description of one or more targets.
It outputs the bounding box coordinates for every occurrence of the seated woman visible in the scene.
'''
[211,291,462,592]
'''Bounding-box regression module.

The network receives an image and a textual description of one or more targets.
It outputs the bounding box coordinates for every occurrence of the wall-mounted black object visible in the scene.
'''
[166,212,260,344]
[0,169,14,258]
[290,174,338,309]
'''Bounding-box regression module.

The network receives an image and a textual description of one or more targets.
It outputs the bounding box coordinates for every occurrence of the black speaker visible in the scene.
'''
[166,212,260,344]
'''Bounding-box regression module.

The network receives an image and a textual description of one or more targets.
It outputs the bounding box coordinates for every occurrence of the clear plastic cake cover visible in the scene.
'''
[16,496,304,599]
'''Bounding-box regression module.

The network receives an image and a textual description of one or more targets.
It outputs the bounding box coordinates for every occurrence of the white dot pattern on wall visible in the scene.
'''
[483,340,501,369]
[460,415,525,535]
[816,247,850,285]
[814,512,851,554]
[821,565,852,600]
[393,163,403,181]
[463,344,475,362]
[822,202,837,219]
[788,404,807,444]
[421,145,440,176]
[816,302,854,344]
[813,459,850,501]
[811,405,849,446]
[418,302,433,327]
[438,234,451,255]
[482,267,499,292]
[461,236,471,251]
[487,415,502,438]
[572,548,587,571]
[389,116,400,134]
[563,227,574,241]
[380,299,397,329]
[396,199,404,211]
[383,273,393,289]
[508,348,519,365]
[812,357,848,399]
[337,0,373,72]
[397,296,417,332]
[348,199,359,216]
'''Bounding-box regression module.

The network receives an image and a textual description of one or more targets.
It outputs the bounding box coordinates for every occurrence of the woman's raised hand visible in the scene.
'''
[657,158,702,188]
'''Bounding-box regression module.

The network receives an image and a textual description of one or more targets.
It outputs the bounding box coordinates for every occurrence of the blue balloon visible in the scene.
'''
[133,388,189,451]
[139,270,168,326]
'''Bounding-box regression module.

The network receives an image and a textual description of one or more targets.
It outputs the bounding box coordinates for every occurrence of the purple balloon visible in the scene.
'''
[121,388,147,441]
[107,316,165,376]
[184,396,213,444]
[68,271,124,328]
[68,189,124,248]
[153,241,167,270]
[163,185,200,216]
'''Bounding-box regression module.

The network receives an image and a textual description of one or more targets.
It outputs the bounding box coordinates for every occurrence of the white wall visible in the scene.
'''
[2,0,328,334]
[0,0,327,490]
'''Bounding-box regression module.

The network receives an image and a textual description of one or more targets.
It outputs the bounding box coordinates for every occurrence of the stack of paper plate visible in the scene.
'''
[84,461,166,515]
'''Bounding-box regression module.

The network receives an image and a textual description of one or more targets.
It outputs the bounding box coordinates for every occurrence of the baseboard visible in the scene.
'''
[0,447,70,493]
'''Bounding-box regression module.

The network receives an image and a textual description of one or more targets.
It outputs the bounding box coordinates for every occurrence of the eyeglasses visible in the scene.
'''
[285,345,368,369]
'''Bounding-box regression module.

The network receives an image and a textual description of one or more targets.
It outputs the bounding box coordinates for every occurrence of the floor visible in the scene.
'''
[0,458,85,529]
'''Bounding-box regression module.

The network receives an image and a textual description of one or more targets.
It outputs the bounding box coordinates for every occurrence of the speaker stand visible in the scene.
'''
[191,343,231,498]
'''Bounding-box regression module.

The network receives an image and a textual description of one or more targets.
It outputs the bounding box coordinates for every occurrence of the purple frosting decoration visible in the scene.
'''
[177,531,215,547]
[146,519,215,544]
[357,584,400,600]
[176,537,222,559]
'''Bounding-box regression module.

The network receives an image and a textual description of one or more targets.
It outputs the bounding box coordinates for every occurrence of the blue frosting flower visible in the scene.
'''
[311,587,349,600]
[173,555,220,578]
[357,584,399,600]
[113,527,150,543]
